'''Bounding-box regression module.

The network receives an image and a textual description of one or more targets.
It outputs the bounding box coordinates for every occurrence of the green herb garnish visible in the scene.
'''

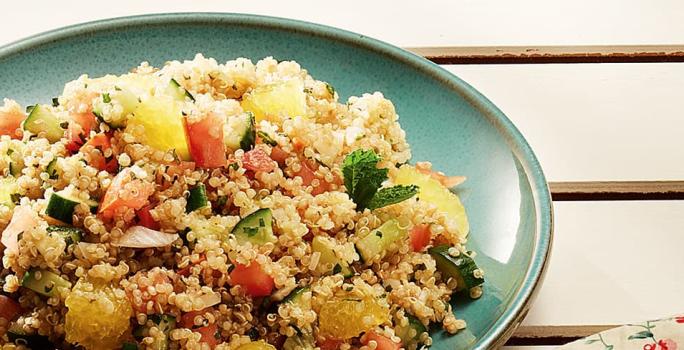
[102,93,111,103]
[342,149,418,211]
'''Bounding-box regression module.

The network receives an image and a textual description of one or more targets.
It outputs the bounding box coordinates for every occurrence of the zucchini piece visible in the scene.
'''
[282,286,309,306]
[283,331,315,350]
[21,269,71,297]
[223,112,255,151]
[231,208,276,245]
[396,314,427,345]
[355,219,407,263]
[45,190,98,224]
[45,159,58,179]
[166,78,195,102]
[428,244,484,292]
[149,314,176,350]
[311,236,353,278]
[186,183,209,213]
[22,105,64,143]
[0,177,19,209]
[7,323,54,349]
[92,89,138,129]
[46,225,83,246]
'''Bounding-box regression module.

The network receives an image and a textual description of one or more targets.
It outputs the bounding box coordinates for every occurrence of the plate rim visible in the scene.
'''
[0,12,553,349]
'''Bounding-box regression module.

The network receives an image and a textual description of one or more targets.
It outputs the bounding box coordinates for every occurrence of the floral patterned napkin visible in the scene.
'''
[561,315,684,350]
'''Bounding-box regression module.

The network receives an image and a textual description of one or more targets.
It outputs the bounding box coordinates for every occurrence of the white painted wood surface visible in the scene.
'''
[445,64,684,181]
[1,1,684,47]
[3,3,684,349]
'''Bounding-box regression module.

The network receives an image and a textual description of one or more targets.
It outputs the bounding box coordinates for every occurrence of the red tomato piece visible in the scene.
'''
[185,113,227,168]
[229,261,274,297]
[410,224,431,252]
[98,168,155,219]
[269,146,289,167]
[361,331,402,350]
[178,254,207,277]
[180,309,219,348]
[0,295,21,321]
[317,338,344,350]
[136,205,160,230]
[0,110,25,139]
[294,160,331,195]
[81,133,118,172]
[65,112,98,153]
[242,149,275,173]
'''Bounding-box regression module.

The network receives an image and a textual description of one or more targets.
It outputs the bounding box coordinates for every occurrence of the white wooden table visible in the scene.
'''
[4,2,684,348]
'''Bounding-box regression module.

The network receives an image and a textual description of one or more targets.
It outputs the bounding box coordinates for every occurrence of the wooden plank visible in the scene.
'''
[522,201,684,326]
[444,63,684,181]
[506,325,616,346]
[550,181,684,201]
[3,1,684,48]
[409,45,684,64]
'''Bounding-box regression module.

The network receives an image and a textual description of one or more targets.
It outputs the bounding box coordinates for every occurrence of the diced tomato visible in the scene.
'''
[361,331,402,350]
[229,261,274,297]
[167,161,196,178]
[317,338,344,350]
[0,295,21,321]
[269,146,289,167]
[294,160,330,195]
[1,206,39,255]
[81,133,117,172]
[0,110,25,139]
[292,138,305,152]
[136,205,160,230]
[180,309,219,348]
[242,149,275,173]
[98,168,155,220]
[178,254,207,277]
[410,224,431,252]
[185,113,227,168]
[65,112,98,153]
[195,323,219,348]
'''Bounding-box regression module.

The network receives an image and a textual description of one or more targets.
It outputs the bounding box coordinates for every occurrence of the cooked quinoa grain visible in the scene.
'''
[0,54,483,350]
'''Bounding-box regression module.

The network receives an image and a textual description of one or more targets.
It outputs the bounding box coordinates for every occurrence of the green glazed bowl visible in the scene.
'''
[0,13,552,349]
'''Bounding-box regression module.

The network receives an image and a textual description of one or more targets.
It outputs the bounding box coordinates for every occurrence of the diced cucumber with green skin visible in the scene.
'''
[122,342,139,350]
[21,269,72,297]
[428,245,484,292]
[355,219,407,263]
[149,314,176,350]
[167,78,195,102]
[283,331,315,350]
[311,236,353,277]
[283,286,309,304]
[7,323,54,349]
[223,112,255,151]
[186,183,209,213]
[22,105,64,143]
[231,208,276,245]
[93,88,139,129]
[45,190,98,224]
[45,159,58,179]
[396,314,427,345]
[46,225,83,246]
[0,177,19,209]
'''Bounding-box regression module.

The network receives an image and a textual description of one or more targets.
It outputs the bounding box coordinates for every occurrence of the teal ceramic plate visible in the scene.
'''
[0,13,553,349]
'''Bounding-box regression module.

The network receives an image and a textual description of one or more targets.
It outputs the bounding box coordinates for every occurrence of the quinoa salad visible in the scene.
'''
[0,54,483,350]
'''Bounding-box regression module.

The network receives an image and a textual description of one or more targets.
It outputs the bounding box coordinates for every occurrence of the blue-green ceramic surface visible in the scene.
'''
[0,13,552,349]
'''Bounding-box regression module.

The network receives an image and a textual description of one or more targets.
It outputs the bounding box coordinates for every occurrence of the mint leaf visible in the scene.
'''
[367,185,419,210]
[342,149,388,210]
